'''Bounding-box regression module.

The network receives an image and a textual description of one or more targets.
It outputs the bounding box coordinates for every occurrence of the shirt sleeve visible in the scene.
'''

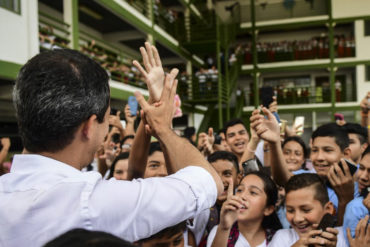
[88,166,217,242]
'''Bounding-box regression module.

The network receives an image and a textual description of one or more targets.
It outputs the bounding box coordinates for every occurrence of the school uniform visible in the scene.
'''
[269,227,348,247]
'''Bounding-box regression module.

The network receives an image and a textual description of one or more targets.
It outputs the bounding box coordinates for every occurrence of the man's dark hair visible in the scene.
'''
[208,151,240,174]
[13,49,110,153]
[343,122,368,145]
[311,123,349,151]
[149,141,162,156]
[137,221,186,243]
[224,119,246,138]
[120,135,135,146]
[108,152,130,179]
[43,228,133,247]
[285,173,329,207]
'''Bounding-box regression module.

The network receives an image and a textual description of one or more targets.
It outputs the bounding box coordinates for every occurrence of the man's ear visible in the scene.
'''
[343,146,351,159]
[324,201,335,215]
[81,115,97,140]
[361,142,369,154]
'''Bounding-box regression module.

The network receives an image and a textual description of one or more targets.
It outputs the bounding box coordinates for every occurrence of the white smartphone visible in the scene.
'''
[293,116,305,136]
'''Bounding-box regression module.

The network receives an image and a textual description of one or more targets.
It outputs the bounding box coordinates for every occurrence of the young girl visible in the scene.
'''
[207,171,282,247]
[282,136,309,172]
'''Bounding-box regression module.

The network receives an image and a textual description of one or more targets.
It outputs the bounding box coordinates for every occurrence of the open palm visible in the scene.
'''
[133,42,165,102]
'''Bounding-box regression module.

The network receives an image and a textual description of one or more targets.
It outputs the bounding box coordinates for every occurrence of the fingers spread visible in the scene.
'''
[133,60,148,78]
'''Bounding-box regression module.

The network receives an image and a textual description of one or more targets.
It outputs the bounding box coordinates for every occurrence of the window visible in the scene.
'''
[366,65,370,81]
[365,20,370,36]
[0,0,20,14]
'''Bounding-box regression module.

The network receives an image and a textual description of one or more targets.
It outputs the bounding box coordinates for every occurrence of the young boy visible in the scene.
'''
[250,108,355,224]
[343,145,370,245]
[197,151,241,247]
[143,142,167,178]
[224,119,250,163]
[136,221,188,247]
[269,173,348,247]
[342,123,368,165]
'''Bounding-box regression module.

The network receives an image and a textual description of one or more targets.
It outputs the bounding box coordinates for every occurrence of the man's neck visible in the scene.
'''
[23,147,87,171]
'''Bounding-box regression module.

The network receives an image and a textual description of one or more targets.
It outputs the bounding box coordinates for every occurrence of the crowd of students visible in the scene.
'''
[0,42,369,247]
[230,34,356,65]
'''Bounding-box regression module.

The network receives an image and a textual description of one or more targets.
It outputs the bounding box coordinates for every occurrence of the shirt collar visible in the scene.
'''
[11,154,82,176]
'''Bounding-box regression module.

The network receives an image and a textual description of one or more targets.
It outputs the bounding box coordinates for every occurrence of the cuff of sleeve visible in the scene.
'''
[169,166,218,214]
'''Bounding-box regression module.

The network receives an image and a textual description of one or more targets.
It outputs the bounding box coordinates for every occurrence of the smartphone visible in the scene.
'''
[293,116,304,136]
[338,159,358,176]
[260,86,274,108]
[317,213,336,231]
[360,187,370,197]
[128,96,138,116]
[242,159,259,174]
[307,213,336,247]
[111,133,121,144]
[110,108,118,115]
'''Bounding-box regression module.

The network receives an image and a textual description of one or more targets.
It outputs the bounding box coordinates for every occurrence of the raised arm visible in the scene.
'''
[250,107,292,186]
[0,138,10,165]
[128,42,166,179]
[135,75,223,196]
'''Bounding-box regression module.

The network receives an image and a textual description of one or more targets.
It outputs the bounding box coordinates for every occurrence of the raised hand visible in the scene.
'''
[292,227,338,247]
[133,42,165,103]
[124,104,137,124]
[0,138,10,150]
[219,180,243,231]
[347,215,370,247]
[327,159,354,203]
[250,107,280,143]
[109,111,123,130]
[134,69,178,137]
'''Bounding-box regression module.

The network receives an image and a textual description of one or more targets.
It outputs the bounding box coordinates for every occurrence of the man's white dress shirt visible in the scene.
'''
[0,154,217,247]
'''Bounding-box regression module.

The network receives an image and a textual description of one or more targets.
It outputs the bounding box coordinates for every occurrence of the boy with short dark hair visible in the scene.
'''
[269,173,348,247]
[342,123,368,164]
[224,119,250,163]
[137,221,187,247]
[197,151,242,247]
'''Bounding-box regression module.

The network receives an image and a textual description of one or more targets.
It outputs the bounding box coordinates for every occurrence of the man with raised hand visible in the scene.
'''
[0,47,222,247]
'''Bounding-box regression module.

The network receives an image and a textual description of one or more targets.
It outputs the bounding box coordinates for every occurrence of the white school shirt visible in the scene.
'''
[269,227,348,247]
[0,154,217,247]
[206,225,267,247]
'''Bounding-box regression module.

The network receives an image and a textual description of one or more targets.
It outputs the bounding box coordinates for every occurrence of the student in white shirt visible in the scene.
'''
[269,173,348,247]
[0,44,223,247]
[207,171,282,247]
